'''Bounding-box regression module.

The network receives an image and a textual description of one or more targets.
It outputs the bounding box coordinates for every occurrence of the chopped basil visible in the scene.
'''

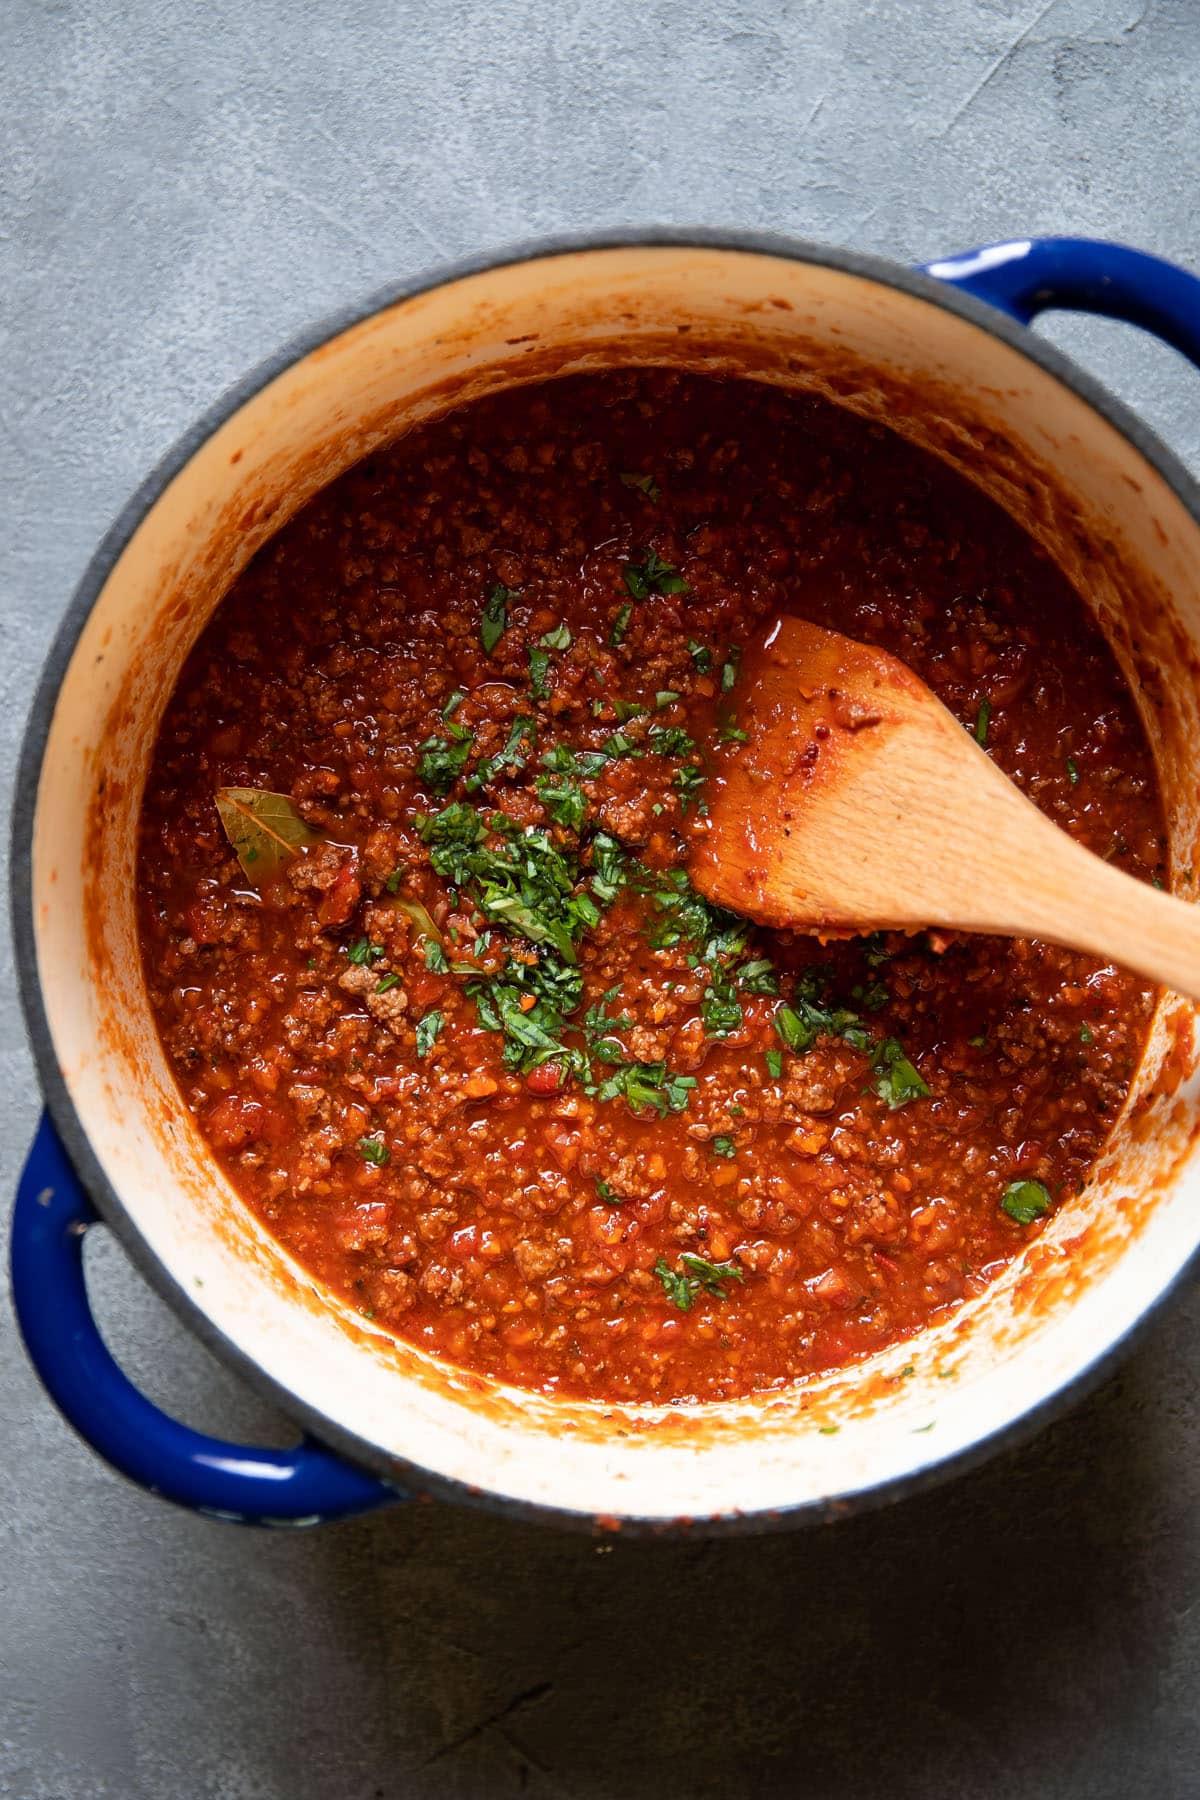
[357,1136,389,1166]
[529,645,552,698]
[851,979,889,1013]
[415,800,486,851]
[425,816,592,963]
[1067,755,1079,784]
[540,622,572,650]
[415,1010,442,1058]
[610,602,633,646]
[655,1252,744,1312]
[416,722,473,793]
[765,1048,783,1080]
[1080,1022,1093,1044]
[595,1177,628,1203]
[424,941,449,973]
[648,725,695,758]
[376,972,402,993]
[861,933,892,968]
[1001,1178,1051,1224]
[589,832,627,904]
[701,980,743,1039]
[974,698,991,745]
[464,716,537,793]
[673,763,705,812]
[774,989,869,1056]
[655,690,680,708]
[711,1135,736,1159]
[468,962,585,1078]
[384,868,403,894]
[603,730,640,759]
[870,1038,930,1109]
[622,548,690,599]
[655,1259,694,1311]
[541,743,609,779]
[737,958,778,995]
[597,1061,697,1117]
[537,772,587,833]
[480,583,513,654]
[720,647,742,693]
[619,470,661,502]
[718,715,749,744]
[583,986,634,1043]
[346,938,385,966]
[442,688,466,720]
[688,639,713,674]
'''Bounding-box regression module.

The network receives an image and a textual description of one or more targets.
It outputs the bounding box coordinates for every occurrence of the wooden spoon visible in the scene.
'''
[690,615,1200,1001]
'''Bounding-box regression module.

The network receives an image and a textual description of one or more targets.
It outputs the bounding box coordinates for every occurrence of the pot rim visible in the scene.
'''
[13,225,1200,1536]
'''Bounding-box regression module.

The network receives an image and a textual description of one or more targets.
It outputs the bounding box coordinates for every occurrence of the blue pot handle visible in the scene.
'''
[10,1113,401,1524]
[923,237,1200,370]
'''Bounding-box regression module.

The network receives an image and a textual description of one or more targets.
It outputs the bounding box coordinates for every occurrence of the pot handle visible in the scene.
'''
[922,237,1200,369]
[10,1114,401,1524]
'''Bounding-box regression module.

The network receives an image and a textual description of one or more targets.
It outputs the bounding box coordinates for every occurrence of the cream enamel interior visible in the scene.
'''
[31,245,1200,1523]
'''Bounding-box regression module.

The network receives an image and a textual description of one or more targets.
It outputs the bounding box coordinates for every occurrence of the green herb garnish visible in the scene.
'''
[610,602,633,646]
[540,623,572,650]
[720,648,742,693]
[654,1252,744,1312]
[416,722,473,793]
[529,646,552,699]
[765,1048,783,1080]
[346,938,385,967]
[589,832,627,904]
[537,772,587,833]
[622,548,690,600]
[464,716,537,793]
[1001,1178,1051,1224]
[424,941,449,973]
[870,1038,930,1109]
[415,1011,442,1058]
[673,763,705,812]
[619,471,661,502]
[688,640,713,674]
[357,1136,389,1166]
[974,698,991,745]
[603,729,641,759]
[597,1061,697,1117]
[480,583,513,655]
[648,725,695,758]
[711,1135,737,1159]
[540,743,610,779]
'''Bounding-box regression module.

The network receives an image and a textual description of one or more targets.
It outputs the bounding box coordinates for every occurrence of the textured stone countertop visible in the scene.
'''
[3,3,1199,1795]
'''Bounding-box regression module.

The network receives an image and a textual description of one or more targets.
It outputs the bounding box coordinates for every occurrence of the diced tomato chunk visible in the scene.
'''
[525,1061,567,1095]
[317,859,362,928]
[205,1092,289,1151]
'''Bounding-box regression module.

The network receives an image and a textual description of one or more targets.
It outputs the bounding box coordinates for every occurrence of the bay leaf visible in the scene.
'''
[214,787,320,881]
[390,895,443,946]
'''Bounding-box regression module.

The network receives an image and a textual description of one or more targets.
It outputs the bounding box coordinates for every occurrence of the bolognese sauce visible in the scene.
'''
[137,371,1162,1403]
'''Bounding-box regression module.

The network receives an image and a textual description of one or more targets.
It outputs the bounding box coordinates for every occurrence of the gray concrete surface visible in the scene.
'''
[3,2,1200,1794]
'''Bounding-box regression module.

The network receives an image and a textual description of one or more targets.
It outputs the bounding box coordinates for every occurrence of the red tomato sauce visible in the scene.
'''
[137,371,1162,1403]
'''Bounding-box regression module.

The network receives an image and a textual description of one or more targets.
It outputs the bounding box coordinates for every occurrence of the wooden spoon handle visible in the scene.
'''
[1006,825,1200,1001]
